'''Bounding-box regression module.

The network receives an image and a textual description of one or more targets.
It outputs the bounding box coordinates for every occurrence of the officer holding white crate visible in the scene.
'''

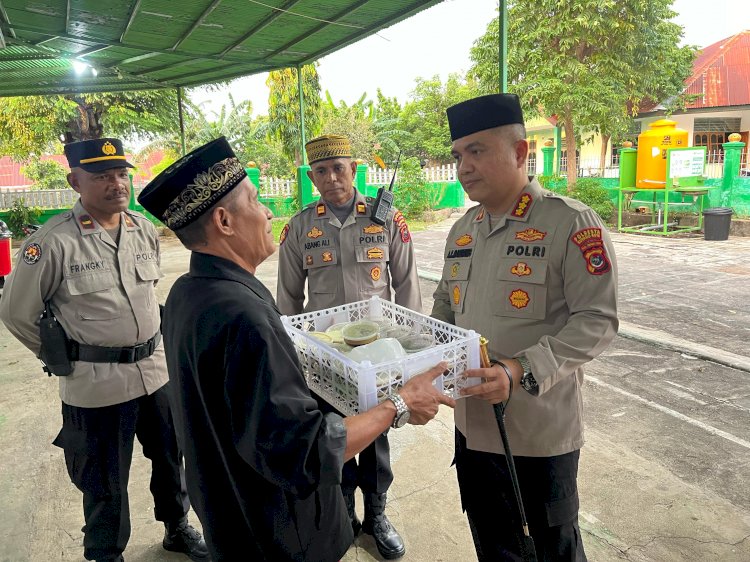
[432,94,619,561]
[277,134,421,560]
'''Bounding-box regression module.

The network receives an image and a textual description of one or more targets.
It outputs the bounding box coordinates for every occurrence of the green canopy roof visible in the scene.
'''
[0,0,443,97]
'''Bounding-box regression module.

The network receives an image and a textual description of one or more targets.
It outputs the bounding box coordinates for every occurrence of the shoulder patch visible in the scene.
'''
[23,242,42,265]
[571,227,611,275]
[279,223,290,245]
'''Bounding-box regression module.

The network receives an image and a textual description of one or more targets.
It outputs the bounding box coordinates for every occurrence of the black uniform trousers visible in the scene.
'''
[53,384,190,561]
[455,430,586,562]
[312,391,393,495]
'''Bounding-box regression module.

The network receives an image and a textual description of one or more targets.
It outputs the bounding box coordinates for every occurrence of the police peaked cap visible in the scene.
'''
[446,94,525,141]
[137,136,247,231]
[64,138,135,173]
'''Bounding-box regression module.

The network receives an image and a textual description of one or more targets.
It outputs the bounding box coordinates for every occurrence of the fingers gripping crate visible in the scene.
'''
[281,296,481,416]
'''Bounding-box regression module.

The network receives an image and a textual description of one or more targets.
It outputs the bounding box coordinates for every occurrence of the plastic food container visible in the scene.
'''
[281,296,482,415]
[399,334,435,354]
[325,322,350,344]
[381,325,413,340]
[348,338,407,364]
[342,320,380,346]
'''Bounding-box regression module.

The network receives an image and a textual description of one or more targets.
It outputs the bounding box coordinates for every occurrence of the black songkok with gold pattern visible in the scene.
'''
[138,136,246,230]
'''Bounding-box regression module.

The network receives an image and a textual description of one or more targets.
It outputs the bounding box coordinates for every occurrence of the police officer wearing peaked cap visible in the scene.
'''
[0,137,208,562]
[276,134,422,559]
[431,94,619,561]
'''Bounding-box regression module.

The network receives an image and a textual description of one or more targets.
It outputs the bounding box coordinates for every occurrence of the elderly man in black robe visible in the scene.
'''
[137,137,455,562]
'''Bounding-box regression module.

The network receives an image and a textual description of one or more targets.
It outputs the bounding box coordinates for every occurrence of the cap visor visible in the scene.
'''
[79,160,135,173]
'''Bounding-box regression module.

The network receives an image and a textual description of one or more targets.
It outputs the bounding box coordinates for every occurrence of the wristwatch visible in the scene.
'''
[517,355,539,395]
[387,393,411,429]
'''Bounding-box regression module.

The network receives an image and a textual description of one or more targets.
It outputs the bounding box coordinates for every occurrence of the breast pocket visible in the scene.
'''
[135,261,163,284]
[66,274,122,321]
[493,258,548,320]
[355,246,389,294]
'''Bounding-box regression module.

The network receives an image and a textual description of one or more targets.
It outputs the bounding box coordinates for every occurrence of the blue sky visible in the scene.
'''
[191,0,750,118]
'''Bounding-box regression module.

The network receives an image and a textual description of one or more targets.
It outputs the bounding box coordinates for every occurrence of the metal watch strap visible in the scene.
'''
[387,393,409,429]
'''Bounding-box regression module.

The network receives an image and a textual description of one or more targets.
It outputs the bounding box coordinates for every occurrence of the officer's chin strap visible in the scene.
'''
[480,337,538,562]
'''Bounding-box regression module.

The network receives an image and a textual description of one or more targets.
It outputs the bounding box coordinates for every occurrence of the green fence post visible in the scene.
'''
[541,141,555,176]
[245,165,260,190]
[128,174,136,210]
[356,162,371,196]
[619,145,637,189]
[721,134,745,207]
[297,165,313,207]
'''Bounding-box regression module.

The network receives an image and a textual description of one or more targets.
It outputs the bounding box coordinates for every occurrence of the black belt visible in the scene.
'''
[70,332,161,364]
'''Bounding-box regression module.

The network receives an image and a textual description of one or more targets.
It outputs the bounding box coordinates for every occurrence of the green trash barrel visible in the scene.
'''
[702,207,733,241]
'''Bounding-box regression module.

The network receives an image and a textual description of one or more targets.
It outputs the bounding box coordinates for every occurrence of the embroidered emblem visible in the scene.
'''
[22,243,42,265]
[306,255,313,266]
[455,234,473,247]
[279,224,289,245]
[371,266,381,281]
[399,224,411,243]
[394,211,406,228]
[571,227,611,275]
[316,203,326,216]
[79,214,95,230]
[101,141,117,156]
[509,289,530,309]
[511,262,532,276]
[363,224,384,234]
[452,285,461,305]
[512,193,532,217]
[515,228,546,242]
[122,214,135,228]
[367,247,384,260]
[322,251,333,262]
[307,226,324,239]
[475,208,485,222]
[356,202,367,215]
[450,263,460,278]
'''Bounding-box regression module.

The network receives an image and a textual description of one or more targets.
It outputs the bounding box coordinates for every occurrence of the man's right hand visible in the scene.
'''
[398,361,456,425]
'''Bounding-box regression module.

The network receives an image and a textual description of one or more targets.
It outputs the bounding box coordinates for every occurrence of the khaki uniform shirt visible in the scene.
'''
[432,178,618,457]
[0,200,167,408]
[276,190,422,315]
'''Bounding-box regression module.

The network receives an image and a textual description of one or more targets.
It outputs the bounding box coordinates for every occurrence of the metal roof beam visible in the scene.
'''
[65,0,71,33]
[0,53,59,61]
[0,0,16,39]
[219,0,305,58]
[178,63,278,89]
[263,0,369,61]
[75,44,110,58]
[172,0,223,51]
[1,22,263,65]
[120,0,143,43]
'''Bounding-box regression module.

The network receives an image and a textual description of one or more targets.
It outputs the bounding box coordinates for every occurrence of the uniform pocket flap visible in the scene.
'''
[135,261,163,282]
[355,245,390,262]
[498,258,548,284]
[66,273,115,295]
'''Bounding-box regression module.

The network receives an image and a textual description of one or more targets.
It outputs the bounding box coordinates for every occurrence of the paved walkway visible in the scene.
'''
[1,209,750,561]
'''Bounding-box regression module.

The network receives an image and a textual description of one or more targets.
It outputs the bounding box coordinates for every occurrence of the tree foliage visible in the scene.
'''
[399,74,476,164]
[266,65,322,166]
[469,0,695,189]
[20,158,70,190]
[0,90,180,159]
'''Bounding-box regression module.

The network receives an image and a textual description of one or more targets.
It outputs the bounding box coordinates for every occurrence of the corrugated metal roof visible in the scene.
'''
[0,0,443,97]
[681,30,750,109]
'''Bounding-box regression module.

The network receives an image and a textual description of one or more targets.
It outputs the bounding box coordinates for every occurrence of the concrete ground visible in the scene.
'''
[1,211,750,561]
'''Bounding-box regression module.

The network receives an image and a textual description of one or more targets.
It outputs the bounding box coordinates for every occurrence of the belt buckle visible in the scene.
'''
[120,346,137,363]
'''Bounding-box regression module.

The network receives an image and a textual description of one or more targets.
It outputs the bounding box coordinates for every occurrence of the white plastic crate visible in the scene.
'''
[281,296,481,416]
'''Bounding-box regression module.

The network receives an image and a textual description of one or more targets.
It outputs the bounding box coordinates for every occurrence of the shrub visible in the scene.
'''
[20,158,69,190]
[394,157,431,220]
[6,198,42,238]
[570,178,615,224]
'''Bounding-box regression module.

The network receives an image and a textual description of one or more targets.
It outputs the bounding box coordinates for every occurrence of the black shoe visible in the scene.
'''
[363,493,406,560]
[343,489,362,537]
[163,516,210,561]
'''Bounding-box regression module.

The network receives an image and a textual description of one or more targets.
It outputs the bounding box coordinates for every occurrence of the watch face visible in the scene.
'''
[394,410,410,428]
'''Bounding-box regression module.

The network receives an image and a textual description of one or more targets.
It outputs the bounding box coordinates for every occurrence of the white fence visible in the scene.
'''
[260,176,295,197]
[0,188,79,210]
[366,163,457,184]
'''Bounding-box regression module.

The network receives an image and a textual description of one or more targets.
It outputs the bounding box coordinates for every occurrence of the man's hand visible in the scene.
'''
[460,360,522,405]
[398,361,456,424]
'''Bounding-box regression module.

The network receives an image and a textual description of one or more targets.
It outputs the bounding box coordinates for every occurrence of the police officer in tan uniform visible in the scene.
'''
[432,95,618,561]
[276,135,421,559]
[0,138,208,562]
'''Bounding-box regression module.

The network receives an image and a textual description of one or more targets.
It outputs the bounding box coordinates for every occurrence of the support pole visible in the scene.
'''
[499,0,507,93]
[297,64,307,165]
[177,87,186,156]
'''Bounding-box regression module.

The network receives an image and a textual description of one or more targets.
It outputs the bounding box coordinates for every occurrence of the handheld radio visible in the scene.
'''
[371,153,401,226]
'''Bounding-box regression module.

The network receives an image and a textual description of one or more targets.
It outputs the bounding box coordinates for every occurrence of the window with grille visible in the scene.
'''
[559,148,580,173]
[527,140,537,174]
[693,118,742,164]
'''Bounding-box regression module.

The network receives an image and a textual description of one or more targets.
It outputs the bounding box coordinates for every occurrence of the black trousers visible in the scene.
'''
[455,430,586,562]
[53,385,190,561]
[312,391,393,495]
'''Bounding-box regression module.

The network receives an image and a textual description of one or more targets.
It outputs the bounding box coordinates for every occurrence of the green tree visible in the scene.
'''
[469,0,695,189]
[0,90,180,159]
[395,157,431,219]
[20,158,69,190]
[399,74,476,164]
[266,65,322,166]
